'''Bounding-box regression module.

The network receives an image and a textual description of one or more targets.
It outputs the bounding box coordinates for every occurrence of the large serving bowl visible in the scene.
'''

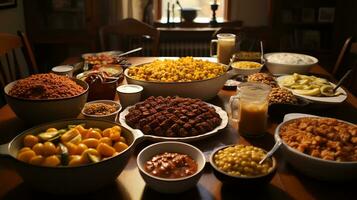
[275,117,357,181]
[4,79,88,125]
[137,141,206,193]
[124,62,235,100]
[0,119,136,194]
[264,52,318,75]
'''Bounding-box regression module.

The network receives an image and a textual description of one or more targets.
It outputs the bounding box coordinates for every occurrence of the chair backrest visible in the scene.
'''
[99,18,160,56]
[0,31,38,88]
[332,36,354,76]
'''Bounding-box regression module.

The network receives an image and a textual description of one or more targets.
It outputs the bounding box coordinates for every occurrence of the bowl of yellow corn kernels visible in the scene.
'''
[0,119,136,194]
[124,57,236,100]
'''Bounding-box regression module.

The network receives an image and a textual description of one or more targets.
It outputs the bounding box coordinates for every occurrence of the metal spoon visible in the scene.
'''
[259,140,282,165]
[117,47,143,57]
[333,69,353,93]
[260,41,265,64]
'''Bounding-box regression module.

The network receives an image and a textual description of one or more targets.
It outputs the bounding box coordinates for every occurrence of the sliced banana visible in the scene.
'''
[293,88,321,96]
[320,85,336,97]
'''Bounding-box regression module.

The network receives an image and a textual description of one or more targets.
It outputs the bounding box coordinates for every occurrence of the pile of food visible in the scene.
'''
[278,73,340,97]
[125,96,222,137]
[247,73,278,88]
[144,152,198,178]
[9,73,85,99]
[231,61,262,69]
[83,103,119,116]
[128,57,226,82]
[280,117,357,161]
[247,73,298,105]
[265,53,316,65]
[17,124,129,167]
[268,87,298,105]
[213,145,274,177]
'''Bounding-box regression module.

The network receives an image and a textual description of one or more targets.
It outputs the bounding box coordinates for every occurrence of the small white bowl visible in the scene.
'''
[264,52,318,75]
[231,61,263,76]
[137,142,206,193]
[81,100,121,121]
[116,84,143,108]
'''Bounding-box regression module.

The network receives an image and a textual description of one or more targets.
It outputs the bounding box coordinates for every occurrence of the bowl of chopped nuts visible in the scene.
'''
[268,87,310,118]
[81,100,122,121]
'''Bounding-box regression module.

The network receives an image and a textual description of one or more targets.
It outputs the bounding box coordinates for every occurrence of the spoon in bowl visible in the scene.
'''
[259,140,282,165]
[332,69,353,93]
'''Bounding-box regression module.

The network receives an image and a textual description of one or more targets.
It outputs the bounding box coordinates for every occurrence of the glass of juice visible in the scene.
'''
[210,33,236,65]
[230,82,271,137]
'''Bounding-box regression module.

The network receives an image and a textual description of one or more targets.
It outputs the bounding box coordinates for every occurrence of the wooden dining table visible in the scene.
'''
[0,57,356,200]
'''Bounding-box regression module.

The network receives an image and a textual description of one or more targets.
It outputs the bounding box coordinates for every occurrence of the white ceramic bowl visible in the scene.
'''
[124,62,235,100]
[81,100,121,121]
[231,61,263,76]
[275,117,357,181]
[137,142,206,193]
[4,79,88,125]
[264,52,318,75]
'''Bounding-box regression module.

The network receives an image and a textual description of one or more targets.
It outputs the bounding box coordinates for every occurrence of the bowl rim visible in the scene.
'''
[124,60,229,84]
[264,52,319,66]
[275,116,357,164]
[4,78,89,102]
[137,141,206,182]
[81,100,122,117]
[8,118,135,169]
[209,144,277,179]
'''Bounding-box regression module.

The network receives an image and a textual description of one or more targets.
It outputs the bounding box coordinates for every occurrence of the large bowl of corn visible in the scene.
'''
[124,57,235,100]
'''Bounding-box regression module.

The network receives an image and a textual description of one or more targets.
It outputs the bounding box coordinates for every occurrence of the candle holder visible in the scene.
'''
[210,3,219,26]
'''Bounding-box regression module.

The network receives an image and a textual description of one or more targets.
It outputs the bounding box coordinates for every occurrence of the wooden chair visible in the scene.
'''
[0,31,38,106]
[332,37,357,96]
[332,37,355,76]
[99,18,160,56]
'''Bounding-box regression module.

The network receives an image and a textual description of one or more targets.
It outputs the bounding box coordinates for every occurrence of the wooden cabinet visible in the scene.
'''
[271,0,337,68]
[23,0,108,70]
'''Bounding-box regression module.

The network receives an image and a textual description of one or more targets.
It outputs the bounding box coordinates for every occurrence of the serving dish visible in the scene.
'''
[0,119,135,194]
[81,100,122,121]
[231,61,263,76]
[119,102,228,142]
[124,61,236,100]
[137,141,205,193]
[275,113,357,181]
[210,144,277,186]
[276,76,347,104]
[4,78,88,125]
[264,52,318,75]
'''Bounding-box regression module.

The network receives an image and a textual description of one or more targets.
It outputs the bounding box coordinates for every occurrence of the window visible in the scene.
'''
[158,0,228,23]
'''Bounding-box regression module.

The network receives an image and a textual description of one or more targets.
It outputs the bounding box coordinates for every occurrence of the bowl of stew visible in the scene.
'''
[137,141,206,193]
[210,144,277,186]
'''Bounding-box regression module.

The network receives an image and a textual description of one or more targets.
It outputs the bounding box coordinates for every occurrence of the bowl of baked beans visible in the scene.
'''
[136,141,206,193]
[4,73,89,124]
[210,144,277,186]
[275,116,357,181]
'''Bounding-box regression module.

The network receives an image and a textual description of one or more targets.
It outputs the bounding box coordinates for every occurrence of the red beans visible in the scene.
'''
[144,152,198,179]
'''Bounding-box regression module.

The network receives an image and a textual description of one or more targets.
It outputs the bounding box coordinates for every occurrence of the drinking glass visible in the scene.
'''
[230,82,271,137]
[210,33,236,65]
